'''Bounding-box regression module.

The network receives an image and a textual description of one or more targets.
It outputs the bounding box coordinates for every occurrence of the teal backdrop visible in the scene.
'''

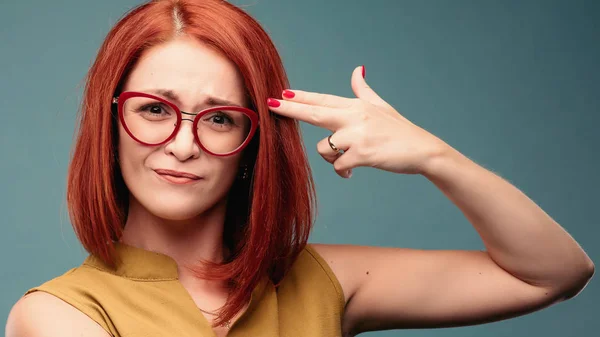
[1,1,598,336]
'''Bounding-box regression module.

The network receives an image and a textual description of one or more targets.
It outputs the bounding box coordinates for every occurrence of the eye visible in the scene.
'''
[149,105,162,114]
[212,114,231,125]
[141,103,168,115]
[136,102,175,121]
[204,112,234,126]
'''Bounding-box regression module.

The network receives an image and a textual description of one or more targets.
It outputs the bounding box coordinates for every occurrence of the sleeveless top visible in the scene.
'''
[23,242,346,337]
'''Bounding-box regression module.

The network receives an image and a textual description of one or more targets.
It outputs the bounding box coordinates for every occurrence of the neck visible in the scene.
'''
[119,196,230,293]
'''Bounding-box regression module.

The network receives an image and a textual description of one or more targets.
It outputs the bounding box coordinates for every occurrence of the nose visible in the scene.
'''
[163,119,201,161]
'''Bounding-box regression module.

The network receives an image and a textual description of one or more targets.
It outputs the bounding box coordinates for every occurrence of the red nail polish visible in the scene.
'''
[362,65,366,78]
[282,89,295,99]
[267,98,281,108]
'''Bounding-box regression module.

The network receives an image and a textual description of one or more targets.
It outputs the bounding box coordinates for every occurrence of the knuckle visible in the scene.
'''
[322,154,336,164]
[333,156,350,171]
[353,126,368,146]
[333,160,344,171]
[354,136,372,160]
[350,110,365,122]
[355,124,368,138]
[356,135,373,154]
[316,142,328,155]
[309,106,324,124]
[315,93,328,106]
[355,145,370,159]
[358,109,373,122]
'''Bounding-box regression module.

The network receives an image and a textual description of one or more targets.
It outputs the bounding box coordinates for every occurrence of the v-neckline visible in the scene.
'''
[83,241,277,336]
[172,276,268,337]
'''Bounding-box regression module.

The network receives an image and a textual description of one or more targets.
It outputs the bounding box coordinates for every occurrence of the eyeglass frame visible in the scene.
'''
[112,91,259,157]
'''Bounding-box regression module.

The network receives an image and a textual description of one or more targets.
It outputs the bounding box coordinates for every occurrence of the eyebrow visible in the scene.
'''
[147,88,244,109]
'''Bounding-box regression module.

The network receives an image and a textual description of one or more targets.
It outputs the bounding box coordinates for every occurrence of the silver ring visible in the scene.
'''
[328,134,341,153]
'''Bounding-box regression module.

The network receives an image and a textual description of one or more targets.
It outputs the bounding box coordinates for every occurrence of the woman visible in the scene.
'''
[6,0,594,336]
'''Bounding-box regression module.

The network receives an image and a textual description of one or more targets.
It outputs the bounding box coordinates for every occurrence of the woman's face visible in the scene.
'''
[118,36,248,221]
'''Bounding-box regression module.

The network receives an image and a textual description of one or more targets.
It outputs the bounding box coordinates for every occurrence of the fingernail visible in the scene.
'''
[346,169,352,178]
[282,89,295,99]
[267,98,280,108]
[362,65,366,78]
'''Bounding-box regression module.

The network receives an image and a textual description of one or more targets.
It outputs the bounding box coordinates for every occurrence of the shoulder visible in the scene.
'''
[5,291,111,337]
[278,244,347,305]
[6,263,116,337]
[307,243,362,306]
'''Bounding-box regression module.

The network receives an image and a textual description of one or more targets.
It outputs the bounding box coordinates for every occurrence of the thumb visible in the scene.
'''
[350,65,391,108]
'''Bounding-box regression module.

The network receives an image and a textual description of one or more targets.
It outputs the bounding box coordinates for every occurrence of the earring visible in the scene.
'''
[239,165,249,180]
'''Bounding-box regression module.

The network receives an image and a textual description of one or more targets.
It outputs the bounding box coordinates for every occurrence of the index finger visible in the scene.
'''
[282,89,354,109]
[267,98,346,130]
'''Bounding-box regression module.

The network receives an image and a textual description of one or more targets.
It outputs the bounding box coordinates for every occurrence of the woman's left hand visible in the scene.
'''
[267,65,451,178]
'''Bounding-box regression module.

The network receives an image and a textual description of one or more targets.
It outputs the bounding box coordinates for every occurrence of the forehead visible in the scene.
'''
[123,36,246,106]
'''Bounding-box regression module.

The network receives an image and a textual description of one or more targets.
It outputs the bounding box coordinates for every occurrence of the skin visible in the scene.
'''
[7,38,595,337]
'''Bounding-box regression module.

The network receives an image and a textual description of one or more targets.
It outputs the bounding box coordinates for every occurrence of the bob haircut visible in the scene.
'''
[67,0,315,327]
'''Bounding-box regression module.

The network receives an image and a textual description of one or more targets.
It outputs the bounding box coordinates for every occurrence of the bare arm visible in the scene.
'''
[312,146,594,335]
[268,66,594,336]
[423,146,594,293]
[6,292,112,337]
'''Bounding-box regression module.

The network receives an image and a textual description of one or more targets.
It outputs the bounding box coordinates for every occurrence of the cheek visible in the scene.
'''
[202,155,242,197]
[187,155,243,208]
[216,156,243,179]
[117,126,154,192]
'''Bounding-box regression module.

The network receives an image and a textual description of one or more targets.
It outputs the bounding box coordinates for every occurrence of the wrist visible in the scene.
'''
[419,142,464,180]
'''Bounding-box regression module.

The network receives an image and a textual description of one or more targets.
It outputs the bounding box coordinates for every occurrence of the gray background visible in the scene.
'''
[1,0,598,336]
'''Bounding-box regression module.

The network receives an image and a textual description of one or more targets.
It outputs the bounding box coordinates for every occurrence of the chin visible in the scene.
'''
[151,207,201,221]
[143,201,212,221]
[134,191,228,222]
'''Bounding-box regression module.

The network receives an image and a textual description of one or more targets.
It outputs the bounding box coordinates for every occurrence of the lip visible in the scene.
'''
[154,169,202,185]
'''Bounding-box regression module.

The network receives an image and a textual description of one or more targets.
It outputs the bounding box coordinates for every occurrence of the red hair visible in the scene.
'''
[67,0,315,326]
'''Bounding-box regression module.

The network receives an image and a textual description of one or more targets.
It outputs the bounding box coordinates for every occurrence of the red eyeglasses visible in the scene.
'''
[112,91,259,157]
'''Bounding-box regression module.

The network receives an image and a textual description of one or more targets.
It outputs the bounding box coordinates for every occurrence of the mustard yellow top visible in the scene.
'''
[24,242,345,337]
